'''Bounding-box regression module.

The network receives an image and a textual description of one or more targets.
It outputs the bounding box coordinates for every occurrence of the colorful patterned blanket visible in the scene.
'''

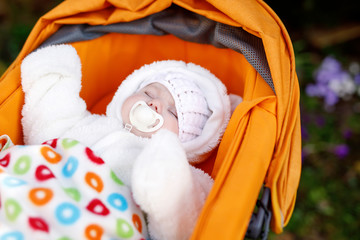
[0,135,148,240]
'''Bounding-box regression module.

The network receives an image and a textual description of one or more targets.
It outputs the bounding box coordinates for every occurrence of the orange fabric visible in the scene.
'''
[194,97,276,239]
[0,0,301,238]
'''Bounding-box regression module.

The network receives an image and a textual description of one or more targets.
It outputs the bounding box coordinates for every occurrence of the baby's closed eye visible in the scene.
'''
[144,91,153,98]
[168,109,178,119]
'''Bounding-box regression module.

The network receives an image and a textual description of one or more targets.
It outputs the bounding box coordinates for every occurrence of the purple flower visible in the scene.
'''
[324,90,339,106]
[320,56,342,72]
[355,74,360,85]
[305,56,358,107]
[342,129,353,139]
[314,57,343,84]
[305,84,321,97]
[317,83,330,95]
[333,144,350,159]
[305,83,339,106]
[315,70,335,84]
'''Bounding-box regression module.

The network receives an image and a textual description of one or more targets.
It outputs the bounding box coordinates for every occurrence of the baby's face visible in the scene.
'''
[121,83,179,138]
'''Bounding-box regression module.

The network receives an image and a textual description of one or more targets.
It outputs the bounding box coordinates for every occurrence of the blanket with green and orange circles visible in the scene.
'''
[0,135,148,240]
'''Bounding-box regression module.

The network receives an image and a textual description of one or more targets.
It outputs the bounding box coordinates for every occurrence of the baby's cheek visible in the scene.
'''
[163,119,179,135]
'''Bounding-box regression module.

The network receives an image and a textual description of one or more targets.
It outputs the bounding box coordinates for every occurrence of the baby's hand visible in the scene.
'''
[21,44,81,92]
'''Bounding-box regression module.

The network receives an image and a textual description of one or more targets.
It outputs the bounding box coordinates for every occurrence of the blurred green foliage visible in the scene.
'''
[1,1,359,240]
[268,1,360,240]
[0,0,62,74]
[280,49,360,240]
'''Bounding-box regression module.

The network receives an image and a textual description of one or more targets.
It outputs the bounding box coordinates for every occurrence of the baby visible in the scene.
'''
[20,44,231,240]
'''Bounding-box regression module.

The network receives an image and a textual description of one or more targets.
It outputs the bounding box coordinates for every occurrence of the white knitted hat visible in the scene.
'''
[139,72,212,142]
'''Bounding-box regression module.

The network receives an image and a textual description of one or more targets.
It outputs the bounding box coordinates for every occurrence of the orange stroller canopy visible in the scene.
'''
[0,0,301,239]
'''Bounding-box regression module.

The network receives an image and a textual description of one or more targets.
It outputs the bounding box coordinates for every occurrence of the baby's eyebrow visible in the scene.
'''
[144,84,159,93]
[145,83,176,106]
[140,86,155,96]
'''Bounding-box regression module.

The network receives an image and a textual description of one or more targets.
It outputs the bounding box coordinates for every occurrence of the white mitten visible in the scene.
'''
[132,129,211,240]
[21,44,88,144]
[21,44,81,93]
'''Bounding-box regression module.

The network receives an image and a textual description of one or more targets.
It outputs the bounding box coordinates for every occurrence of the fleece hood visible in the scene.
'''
[106,60,231,163]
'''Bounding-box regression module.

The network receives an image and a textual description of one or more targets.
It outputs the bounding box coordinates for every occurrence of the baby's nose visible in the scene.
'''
[148,99,162,113]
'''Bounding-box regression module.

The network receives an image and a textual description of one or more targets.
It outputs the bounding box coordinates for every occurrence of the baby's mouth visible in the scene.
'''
[128,101,164,133]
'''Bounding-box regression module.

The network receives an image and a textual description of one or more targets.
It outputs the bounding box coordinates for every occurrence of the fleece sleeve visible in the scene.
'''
[21,44,89,144]
[131,130,213,240]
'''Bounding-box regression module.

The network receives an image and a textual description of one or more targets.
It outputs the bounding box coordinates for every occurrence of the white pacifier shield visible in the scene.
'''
[129,101,164,133]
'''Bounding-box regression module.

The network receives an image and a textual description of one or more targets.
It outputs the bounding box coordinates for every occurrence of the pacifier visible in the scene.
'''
[127,101,164,133]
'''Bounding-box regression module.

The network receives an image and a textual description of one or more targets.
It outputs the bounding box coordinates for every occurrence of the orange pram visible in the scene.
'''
[0,0,302,239]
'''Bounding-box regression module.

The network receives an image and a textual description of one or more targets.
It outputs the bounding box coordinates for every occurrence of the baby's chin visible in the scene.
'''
[130,128,153,138]
[128,126,178,139]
